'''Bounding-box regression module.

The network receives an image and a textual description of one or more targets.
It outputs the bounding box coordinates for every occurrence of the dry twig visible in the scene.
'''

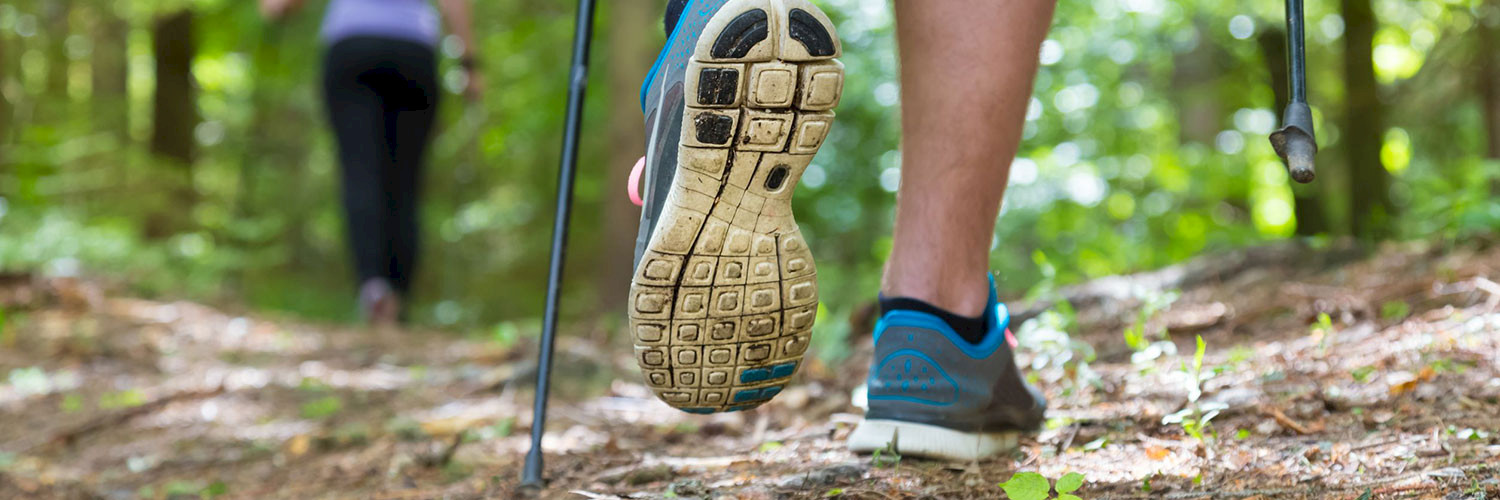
[36,385,226,451]
[1262,407,1313,435]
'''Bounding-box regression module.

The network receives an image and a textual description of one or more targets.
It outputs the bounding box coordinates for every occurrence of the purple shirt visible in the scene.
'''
[320,0,441,47]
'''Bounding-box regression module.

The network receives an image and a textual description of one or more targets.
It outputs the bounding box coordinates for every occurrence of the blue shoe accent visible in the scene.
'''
[761,385,782,399]
[770,361,797,378]
[683,407,716,414]
[862,274,1047,432]
[639,0,700,110]
[740,368,771,383]
[871,275,1010,360]
[869,349,958,405]
[733,389,760,403]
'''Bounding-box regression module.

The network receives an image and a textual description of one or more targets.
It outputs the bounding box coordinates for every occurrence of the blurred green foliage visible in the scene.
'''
[2,0,1499,341]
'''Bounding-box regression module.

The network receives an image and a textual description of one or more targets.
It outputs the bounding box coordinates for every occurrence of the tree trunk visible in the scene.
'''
[1342,0,1392,238]
[91,4,130,139]
[148,9,199,237]
[40,0,71,124]
[44,0,70,98]
[598,0,655,312]
[0,20,12,147]
[1480,0,1500,162]
[1258,28,1328,236]
[1170,19,1226,146]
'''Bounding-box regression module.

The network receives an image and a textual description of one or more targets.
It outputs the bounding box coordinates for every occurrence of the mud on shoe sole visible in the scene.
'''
[629,0,843,414]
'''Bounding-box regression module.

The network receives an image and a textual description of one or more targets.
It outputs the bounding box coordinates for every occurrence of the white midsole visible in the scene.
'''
[847,419,1021,462]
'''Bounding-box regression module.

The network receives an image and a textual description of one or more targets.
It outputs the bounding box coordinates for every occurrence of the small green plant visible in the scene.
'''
[1311,313,1336,353]
[1013,301,1100,395]
[1451,427,1490,441]
[297,377,332,393]
[489,321,521,348]
[300,395,343,419]
[870,440,901,469]
[98,389,146,409]
[0,308,15,346]
[999,471,1086,500]
[203,481,229,498]
[473,418,513,440]
[1163,335,1225,446]
[60,393,83,413]
[1350,365,1376,383]
[1380,300,1410,320]
[1122,289,1180,353]
[1428,358,1472,374]
[823,488,844,498]
[1225,345,1254,365]
[161,479,227,498]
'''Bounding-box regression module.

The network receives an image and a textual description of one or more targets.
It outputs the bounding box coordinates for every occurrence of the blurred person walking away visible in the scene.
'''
[260,0,482,325]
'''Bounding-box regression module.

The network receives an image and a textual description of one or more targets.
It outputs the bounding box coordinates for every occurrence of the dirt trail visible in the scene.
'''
[1,242,1498,499]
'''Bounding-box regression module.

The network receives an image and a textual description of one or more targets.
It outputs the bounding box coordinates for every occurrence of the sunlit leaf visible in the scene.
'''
[1055,472,1085,493]
[999,472,1051,500]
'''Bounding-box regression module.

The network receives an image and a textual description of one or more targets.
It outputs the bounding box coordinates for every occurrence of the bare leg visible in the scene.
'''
[882,0,1056,316]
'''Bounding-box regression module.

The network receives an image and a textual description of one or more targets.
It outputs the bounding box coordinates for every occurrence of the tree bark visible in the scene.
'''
[1342,0,1393,238]
[148,9,199,237]
[1480,1,1500,162]
[91,4,130,139]
[0,18,12,147]
[44,0,70,99]
[597,0,655,312]
[1258,28,1328,236]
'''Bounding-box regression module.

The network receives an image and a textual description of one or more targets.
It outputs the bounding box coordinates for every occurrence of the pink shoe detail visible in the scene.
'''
[627,156,646,207]
[1005,329,1018,349]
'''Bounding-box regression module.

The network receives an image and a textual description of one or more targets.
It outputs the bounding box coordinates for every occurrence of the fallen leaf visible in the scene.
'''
[1387,371,1418,396]
[1146,446,1170,460]
[420,416,487,438]
[286,434,310,457]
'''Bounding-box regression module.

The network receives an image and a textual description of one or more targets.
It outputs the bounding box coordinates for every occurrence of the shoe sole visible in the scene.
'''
[629,0,843,414]
[847,419,1021,462]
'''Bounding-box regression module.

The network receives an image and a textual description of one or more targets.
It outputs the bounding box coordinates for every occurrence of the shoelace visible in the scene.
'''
[627,156,645,207]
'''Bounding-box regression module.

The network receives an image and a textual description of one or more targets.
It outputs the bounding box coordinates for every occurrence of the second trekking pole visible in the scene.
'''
[522,0,598,489]
[1269,0,1318,183]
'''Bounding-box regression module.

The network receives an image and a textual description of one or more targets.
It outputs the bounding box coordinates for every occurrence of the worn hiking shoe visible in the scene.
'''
[847,276,1047,461]
[628,0,843,414]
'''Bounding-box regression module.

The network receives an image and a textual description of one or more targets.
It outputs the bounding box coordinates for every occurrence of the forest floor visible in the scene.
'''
[1,241,1499,500]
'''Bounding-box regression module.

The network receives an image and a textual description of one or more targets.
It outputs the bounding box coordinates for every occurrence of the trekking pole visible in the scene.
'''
[522,0,597,489]
[1269,0,1317,183]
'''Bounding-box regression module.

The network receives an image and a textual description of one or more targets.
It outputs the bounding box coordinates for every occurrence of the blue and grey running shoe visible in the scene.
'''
[848,276,1047,460]
[627,0,844,413]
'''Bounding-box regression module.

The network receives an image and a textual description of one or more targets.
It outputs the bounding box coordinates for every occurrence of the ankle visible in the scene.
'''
[879,269,990,317]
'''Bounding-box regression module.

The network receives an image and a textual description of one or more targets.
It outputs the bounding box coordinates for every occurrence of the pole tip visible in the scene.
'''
[1283,133,1317,184]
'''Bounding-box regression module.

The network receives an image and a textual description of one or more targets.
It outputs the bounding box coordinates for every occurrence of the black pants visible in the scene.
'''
[322,36,437,295]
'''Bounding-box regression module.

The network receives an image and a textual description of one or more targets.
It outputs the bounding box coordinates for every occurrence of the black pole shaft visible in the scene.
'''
[1285,0,1307,104]
[522,0,597,488]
